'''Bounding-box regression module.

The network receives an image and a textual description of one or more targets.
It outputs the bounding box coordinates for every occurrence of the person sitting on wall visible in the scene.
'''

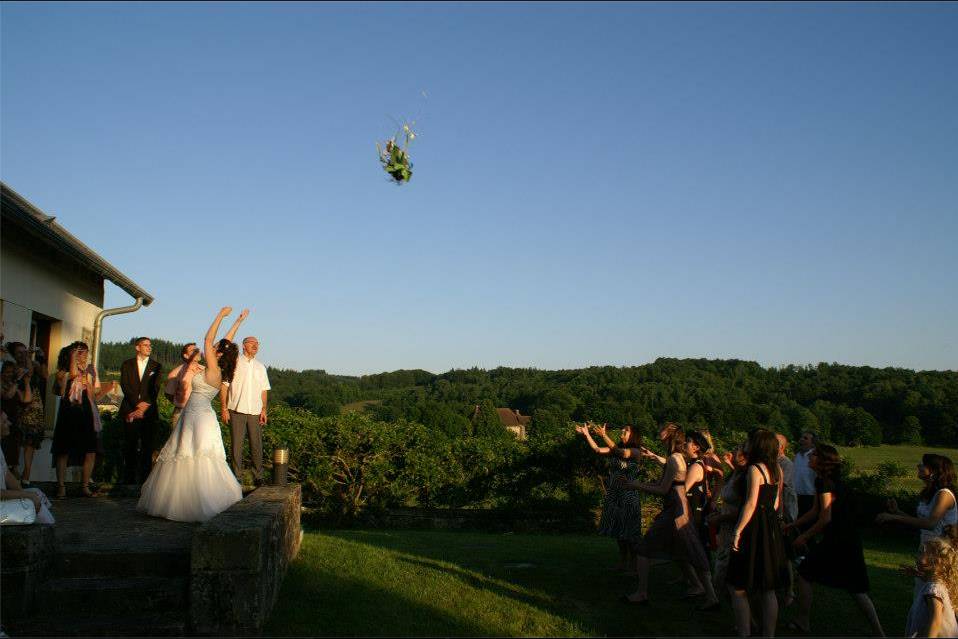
[1,409,54,524]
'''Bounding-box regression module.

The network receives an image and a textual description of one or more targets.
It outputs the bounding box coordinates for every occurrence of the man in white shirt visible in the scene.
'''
[792,430,819,519]
[776,433,799,524]
[219,336,270,486]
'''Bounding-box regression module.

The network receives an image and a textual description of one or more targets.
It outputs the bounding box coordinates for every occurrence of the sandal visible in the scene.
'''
[785,620,811,635]
[619,595,650,606]
[56,484,67,499]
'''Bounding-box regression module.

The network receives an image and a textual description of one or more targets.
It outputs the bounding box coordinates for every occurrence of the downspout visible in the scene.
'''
[91,297,144,375]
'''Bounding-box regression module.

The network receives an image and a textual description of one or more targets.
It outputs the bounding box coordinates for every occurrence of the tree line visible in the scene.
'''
[99,340,957,447]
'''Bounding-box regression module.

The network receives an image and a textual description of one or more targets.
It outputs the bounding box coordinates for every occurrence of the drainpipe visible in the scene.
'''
[91,297,144,375]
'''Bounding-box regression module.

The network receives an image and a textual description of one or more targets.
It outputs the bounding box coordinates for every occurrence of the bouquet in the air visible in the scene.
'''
[377,124,415,184]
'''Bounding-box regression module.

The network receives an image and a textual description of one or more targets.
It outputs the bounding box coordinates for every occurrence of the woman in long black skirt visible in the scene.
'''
[786,444,884,636]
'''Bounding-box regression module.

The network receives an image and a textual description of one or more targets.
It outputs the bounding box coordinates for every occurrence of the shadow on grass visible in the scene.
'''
[321,529,732,637]
[309,527,917,637]
[265,560,494,636]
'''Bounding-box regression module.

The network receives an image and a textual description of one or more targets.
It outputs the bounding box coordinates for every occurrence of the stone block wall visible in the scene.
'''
[0,523,56,620]
[189,484,302,635]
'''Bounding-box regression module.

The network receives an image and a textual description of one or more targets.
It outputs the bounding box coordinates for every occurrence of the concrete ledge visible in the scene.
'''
[0,523,56,620]
[189,484,301,635]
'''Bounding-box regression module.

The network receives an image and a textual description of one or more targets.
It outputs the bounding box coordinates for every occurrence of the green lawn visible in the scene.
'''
[265,527,918,637]
[838,444,958,493]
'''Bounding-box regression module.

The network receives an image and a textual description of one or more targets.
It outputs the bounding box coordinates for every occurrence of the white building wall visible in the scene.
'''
[1,240,104,342]
[2,239,106,482]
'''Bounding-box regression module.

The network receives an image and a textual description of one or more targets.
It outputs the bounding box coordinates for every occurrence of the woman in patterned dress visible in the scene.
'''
[577,422,645,572]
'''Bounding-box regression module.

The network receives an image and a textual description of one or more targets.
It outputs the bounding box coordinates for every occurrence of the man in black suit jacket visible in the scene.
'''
[119,337,162,485]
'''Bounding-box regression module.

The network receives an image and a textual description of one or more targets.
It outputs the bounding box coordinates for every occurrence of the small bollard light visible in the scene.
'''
[272,448,289,486]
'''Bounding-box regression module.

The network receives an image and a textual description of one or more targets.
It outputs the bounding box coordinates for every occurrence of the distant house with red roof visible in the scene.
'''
[472,405,530,440]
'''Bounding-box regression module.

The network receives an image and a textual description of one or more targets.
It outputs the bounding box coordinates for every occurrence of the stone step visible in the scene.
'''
[33,481,259,499]
[6,612,187,636]
[32,481,143,498]
[55,549,191,578]
[36,576,188,617]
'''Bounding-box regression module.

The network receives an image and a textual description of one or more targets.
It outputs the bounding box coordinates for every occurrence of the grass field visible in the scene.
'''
[838,444,958,493]
[341,400,381,413]
[265,527,919,637]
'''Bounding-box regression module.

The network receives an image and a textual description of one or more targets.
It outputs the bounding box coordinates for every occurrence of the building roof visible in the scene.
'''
[1,182,154,305]
[496,408,532,427]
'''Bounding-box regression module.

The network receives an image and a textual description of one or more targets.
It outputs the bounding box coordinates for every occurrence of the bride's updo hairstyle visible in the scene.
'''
[215,338,239,383]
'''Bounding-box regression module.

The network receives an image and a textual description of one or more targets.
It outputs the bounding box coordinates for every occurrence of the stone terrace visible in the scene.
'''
[2,485,301,636]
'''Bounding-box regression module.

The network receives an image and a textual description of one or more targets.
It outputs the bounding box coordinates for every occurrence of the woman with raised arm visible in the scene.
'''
[684,431,719,566]
[577,422,645,572]
[619,423,719,610]
[50,342,114,499]
[137,307,248,522]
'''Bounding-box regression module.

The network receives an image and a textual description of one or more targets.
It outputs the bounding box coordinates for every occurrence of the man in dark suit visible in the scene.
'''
[119,337,162,485]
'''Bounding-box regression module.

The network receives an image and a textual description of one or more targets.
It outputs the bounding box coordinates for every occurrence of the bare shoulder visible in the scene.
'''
[204,369,222,387]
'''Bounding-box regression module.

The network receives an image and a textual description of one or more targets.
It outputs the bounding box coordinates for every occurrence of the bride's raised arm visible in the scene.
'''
[203,307,232,385]
[224,309,249,343]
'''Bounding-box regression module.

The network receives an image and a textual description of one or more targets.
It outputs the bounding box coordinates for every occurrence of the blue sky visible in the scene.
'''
[3,2,956,374]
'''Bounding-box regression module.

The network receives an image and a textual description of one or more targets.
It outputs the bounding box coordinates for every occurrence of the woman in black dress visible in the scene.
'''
[685,430,715,561]
[786,444,885,636]
[726,428,789,637]
[621,423,719,610]
[50,342,110,499]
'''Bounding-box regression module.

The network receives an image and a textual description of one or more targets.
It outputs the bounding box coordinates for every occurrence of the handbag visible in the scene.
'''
[20,391,45,430]
[0,498,38,525]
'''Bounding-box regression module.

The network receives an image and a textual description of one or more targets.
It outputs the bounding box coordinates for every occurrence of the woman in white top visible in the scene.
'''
[876,454,957,550]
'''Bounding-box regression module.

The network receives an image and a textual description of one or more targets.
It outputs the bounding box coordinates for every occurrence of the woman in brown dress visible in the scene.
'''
[620,423,719,610]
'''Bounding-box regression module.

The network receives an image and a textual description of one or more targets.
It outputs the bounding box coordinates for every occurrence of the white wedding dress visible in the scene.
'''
[137,371,242,522]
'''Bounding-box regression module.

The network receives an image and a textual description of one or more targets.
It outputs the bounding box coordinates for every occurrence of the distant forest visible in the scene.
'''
[98,338,958,447]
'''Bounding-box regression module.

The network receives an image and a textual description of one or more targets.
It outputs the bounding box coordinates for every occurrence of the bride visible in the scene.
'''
[138,306,248,522]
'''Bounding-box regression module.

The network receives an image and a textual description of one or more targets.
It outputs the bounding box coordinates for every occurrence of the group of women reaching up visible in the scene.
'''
[576,421,958,637]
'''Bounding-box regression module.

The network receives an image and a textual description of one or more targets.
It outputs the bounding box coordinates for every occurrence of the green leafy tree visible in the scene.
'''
[473,400,506,439]
[901,415,922,445]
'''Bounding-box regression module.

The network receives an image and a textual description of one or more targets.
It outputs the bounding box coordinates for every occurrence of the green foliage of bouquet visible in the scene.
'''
[377,124,415,184]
